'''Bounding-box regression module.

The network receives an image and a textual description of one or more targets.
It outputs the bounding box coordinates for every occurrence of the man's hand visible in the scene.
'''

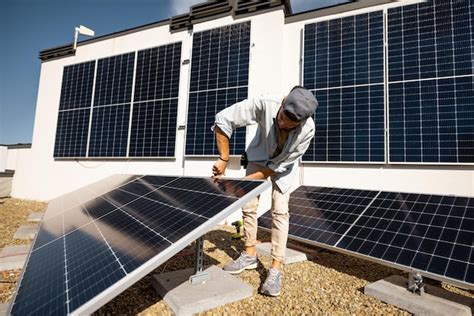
[212,158,228,177]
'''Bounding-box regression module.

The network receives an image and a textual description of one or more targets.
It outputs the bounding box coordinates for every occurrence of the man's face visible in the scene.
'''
[277,107,301,131]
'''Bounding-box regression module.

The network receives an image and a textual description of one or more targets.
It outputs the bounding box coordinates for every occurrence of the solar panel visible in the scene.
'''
[10,175,270,315]
[185,22,250,156]
[387,0,474,163]
[259,186,474,289]
[88,52,135,157]
[54,61,96,158]
[129,42,181,157]
[303,11,385,163]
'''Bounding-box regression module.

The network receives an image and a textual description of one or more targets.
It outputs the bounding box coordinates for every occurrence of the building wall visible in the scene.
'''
[0,146,6,172]
[11,3,474,203]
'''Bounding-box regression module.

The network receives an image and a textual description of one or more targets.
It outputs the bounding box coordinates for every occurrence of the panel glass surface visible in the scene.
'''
[11,176,266,315]
[303,11,385,162]
[260,185,473,288]
[88,52,135,157]
[259,186,379,245]
[388,0,474,163]
[340,192,474,285]
[54,61,95,157]
[185,22,250,156]
[129,42,181,157]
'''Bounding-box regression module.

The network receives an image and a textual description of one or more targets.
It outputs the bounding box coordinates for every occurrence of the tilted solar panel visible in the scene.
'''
[54,61,96,158]
[303,11,385,163]
[10,176,270,315]
[387,0,474,163]
[259,186,473,289]
[185,22,250,156]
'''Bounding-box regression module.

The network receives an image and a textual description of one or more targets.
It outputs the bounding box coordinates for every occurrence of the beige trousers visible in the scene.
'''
[242,163,290,262]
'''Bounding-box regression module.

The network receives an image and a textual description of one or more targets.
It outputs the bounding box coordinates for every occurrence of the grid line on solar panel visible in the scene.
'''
[259,187,379,245]
[186,22,250,156]
[260,186,473,287]
[54,108,91,157]
[10,238,67,315]
[54,60,96,158]
[303,11,385,163]
[340,191,473,284]
[58,61,96,111]
[11,176,268,315]
[88,52,135,157]
[129,42,181,157]
[30,176,178,253]
[387,0,474,163]
[129,99,178,157]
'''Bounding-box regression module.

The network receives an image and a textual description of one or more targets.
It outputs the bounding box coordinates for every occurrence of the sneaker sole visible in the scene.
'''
[261,290,281,297]
[225,262,258,274]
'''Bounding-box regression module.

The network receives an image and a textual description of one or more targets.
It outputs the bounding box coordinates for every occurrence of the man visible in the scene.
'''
[211,86,318,297]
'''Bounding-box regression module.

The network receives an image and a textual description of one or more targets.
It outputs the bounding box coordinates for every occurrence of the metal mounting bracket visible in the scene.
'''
[189,237,209,284]
[408,272,425,295]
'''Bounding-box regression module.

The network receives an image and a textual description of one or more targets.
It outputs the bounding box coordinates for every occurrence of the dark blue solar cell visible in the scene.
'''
[186,22,250,156]
[65,222,126,311]
[54,108,91,157]
[129,99,178,157]
[10,239,67,316]
[58,61,96,111]
[303,11,385,163]
[388,0,474,164]
[87,52,135,158]
[88,104,131,157]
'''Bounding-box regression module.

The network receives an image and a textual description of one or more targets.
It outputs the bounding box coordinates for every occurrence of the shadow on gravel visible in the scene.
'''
[205,229,244,261]
[94,240,221,316]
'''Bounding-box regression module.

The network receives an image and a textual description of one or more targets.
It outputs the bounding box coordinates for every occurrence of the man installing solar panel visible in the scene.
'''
[211,86,318,297]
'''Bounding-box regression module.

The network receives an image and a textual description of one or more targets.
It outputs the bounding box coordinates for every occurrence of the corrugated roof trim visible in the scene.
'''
[39,44,75,61]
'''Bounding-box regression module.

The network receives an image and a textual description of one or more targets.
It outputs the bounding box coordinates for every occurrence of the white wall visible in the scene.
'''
[11,3,474,203]
[5,147,29,171]
[0,146,6,172]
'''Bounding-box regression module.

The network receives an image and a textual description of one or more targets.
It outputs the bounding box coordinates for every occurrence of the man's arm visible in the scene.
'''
[245,168,275,180]
[212,126,230,177]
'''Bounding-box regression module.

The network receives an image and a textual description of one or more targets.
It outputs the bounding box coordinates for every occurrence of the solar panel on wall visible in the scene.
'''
[259,186,474,289]
[129,42,181,157]
[88,52,135,157]
[303,12,385,163]
[387,0,474,163]
[53,61,95,158]
[185,22,251,156]
[10,175,270,315]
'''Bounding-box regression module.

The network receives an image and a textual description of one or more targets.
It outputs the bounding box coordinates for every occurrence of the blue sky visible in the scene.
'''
[0,0,346,144]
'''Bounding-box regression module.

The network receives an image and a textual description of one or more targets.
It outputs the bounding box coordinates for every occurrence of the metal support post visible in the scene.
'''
[189,237,209,284]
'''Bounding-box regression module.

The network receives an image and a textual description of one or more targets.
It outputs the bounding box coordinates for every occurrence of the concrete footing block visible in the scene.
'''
[255,242,307,265]
[365,275,473,316]
[27,212,44,222]
[152,265,253,316]
[0,303,10,316]
[13,225,37,240]
[0,244,31,271]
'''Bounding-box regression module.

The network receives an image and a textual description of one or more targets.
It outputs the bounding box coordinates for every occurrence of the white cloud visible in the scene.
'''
[170,0,205,15]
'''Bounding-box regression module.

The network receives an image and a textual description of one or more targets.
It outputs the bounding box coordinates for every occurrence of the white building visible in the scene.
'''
[10,0,474,202]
